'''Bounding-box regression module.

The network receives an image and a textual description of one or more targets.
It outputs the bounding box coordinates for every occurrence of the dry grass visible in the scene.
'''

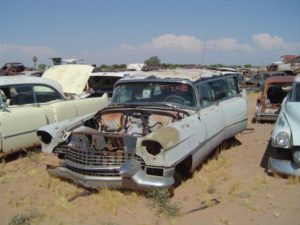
[8,209,44,225]
[195,155,231,194]
[287,176,300,185]
[228,181,242,196]
[94,187,139,214]
[242,199,261,212]
[145,189,180,217]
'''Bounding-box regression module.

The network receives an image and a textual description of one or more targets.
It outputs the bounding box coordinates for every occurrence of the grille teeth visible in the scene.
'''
[56,146,145,177]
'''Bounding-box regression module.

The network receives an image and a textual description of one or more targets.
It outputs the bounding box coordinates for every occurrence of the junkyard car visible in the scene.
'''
[245,72,270,88]
[0,62,26,76]
[254,75,294,123]
[291,55,300,74]
[37,69,248,190]
[268,74,300,176]
[0,75,109,158]
[84,71,136,98]
[42,65,133,98]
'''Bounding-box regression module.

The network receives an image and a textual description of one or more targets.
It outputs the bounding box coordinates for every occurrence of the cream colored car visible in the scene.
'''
[0,67,109,159]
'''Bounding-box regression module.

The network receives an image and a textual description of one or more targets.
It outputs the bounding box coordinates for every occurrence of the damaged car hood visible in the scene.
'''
[42,64,93,95]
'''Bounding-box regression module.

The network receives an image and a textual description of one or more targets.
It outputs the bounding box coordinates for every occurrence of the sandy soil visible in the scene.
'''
[0,93,299,225]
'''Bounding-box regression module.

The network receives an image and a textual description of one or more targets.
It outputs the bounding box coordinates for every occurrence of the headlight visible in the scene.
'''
[275,132,289,147]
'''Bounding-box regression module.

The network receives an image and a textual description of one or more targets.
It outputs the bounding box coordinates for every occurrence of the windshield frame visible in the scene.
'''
[290,82,300,102]
[111,80,198,108]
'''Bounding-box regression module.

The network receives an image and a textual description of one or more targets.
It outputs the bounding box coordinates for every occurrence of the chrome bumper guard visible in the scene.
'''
[46,159,175,190]
[268,157,300,176]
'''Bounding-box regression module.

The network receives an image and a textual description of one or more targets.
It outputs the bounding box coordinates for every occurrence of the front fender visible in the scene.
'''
[142,127,180,150]
[37,112,96,153]
[271,112,292,149]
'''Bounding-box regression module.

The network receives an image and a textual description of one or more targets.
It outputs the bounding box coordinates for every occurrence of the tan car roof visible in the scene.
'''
[121,69,222,82]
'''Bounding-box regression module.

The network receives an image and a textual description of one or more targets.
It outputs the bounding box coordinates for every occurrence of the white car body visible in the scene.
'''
[269,74,300,176]
[38,69,248,190]
[0,74,109,158]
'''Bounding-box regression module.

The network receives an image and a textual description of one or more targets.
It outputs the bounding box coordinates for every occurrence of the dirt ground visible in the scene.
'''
[0,93,299,225]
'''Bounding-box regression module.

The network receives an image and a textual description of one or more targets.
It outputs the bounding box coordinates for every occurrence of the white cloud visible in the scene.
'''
[252,33,285,49]
[0,43,57,56]
[120,34,252,53]
[207,38,252,51]
[142,34,204,53]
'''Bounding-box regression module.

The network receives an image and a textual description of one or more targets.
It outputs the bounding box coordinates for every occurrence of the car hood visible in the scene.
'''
[42,64,93,95]
[284,102,300,145]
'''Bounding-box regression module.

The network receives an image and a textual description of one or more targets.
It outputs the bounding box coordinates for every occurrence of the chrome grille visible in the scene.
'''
[56,146,146,177]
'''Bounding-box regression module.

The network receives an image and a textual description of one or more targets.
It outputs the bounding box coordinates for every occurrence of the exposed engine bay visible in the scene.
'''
[53,107,188,173]
[95,107,187,136]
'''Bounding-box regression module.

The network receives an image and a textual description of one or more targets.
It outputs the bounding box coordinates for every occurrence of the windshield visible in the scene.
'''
[111,82,197,107]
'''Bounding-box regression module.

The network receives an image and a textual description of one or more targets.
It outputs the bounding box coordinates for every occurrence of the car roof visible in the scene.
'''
[264,75,295,84]
[90,71,137,78]
[118,69,222,83]
[0,75,64,95]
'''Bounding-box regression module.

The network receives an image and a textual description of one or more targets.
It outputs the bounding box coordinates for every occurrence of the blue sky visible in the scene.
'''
[1,0,300,67]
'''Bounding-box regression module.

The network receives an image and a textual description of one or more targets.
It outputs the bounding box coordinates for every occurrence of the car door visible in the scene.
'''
[0,85,47,154]
[216,77,248,139]
[198,81,225,151]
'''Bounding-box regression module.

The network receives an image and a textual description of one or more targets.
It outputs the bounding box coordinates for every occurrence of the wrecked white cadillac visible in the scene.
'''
[37,70,248,190]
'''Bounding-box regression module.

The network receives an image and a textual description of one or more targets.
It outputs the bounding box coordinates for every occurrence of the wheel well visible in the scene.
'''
[175,155,192,175]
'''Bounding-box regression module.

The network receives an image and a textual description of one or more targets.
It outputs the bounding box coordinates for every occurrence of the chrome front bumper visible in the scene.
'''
[255,113,278,122]
[47,159,175,190]
[268,157,300,176]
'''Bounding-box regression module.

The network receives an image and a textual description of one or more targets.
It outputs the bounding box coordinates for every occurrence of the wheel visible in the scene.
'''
[256,102,262,115]
[254,102,262,123]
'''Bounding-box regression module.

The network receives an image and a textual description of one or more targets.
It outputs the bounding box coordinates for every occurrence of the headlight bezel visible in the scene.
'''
[275,131,290,147]
[272,114,292,149]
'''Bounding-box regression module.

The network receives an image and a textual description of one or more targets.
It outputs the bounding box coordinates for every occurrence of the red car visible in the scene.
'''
[254,75,294,122]
[0,62,26,75]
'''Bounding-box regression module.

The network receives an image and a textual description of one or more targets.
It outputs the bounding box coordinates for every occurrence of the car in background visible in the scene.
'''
[37,69,248,191]
[0,62,26,76]
[0,75,109,159]
[268,74,300,176]
[42,65,134,99]
[84,71,137,98]
[254,75,294,123]
[243,72,271,89]
[291,55,300,74]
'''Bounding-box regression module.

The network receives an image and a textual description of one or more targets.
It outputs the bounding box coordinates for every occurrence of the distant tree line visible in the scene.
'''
[92,56,253,72]
[31,55,255,72]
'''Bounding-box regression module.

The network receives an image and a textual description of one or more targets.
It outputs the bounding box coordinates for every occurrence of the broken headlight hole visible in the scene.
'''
[37,131,52,144]
[142,140,162,156]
